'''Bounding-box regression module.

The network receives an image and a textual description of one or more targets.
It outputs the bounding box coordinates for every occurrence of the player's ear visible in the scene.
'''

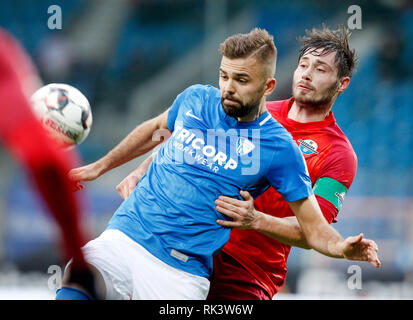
[264,78,276,97]
[338,76,350,93]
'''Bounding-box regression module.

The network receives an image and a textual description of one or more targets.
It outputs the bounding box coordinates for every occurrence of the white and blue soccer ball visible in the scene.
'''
[31,83,92,147]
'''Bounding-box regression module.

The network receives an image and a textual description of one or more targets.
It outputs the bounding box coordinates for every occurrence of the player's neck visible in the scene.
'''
[236,100,267,122]
[288,100,332,123]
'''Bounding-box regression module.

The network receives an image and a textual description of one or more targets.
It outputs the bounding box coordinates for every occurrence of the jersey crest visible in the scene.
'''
[236,137,255,156]
[298,139,319,155]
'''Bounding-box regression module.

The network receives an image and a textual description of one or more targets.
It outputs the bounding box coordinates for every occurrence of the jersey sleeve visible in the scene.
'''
[266,136,313,202]
[316,145,357,189]
[315,194,338,224]
[166,84,205,132]
[313,145,357,222]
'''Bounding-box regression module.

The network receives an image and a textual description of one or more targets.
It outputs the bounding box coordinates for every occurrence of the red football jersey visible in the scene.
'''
[222,97,357,297]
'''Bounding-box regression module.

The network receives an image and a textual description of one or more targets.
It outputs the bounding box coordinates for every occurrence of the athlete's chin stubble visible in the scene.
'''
[293,81,339,109]
[221,98,261,119]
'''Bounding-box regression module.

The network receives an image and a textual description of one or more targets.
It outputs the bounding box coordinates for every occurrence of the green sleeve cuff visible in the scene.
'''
[313,177,348,212]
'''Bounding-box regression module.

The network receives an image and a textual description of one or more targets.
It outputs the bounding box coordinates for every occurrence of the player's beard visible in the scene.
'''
[293,79,339,109]
[221,91,263,119]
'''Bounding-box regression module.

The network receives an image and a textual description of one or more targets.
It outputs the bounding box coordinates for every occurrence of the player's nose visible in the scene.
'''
[223,79,236,94]
[301,68,312,81]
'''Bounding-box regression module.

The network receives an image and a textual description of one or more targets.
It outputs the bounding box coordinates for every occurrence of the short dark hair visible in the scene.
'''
[298,25,358,78]
[219,28,277,77]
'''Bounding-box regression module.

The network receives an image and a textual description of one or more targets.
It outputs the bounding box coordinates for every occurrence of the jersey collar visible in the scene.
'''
[224,108,272,128]
[235,110,272,128]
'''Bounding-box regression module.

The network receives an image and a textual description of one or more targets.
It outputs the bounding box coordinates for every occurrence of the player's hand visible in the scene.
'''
[116,171,144,200]
[215,190,260,229]
[69,162,103,182]
[341,233,381,268]
[68,162,104,191]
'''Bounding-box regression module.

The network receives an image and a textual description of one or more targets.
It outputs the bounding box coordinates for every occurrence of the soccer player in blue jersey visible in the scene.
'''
[61,28,379,300]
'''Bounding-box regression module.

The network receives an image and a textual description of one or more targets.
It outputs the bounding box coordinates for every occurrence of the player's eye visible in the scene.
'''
[238,78,247,84]
[220,74,228,80]
[317,68,325,72]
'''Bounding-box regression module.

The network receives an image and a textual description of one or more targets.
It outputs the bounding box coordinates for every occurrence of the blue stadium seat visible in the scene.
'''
[106,16,202,82]
[254,2,329,59]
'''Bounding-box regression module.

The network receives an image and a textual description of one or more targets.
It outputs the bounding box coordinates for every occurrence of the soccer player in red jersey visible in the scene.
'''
[0,28,97,299]
[208,26,367,299]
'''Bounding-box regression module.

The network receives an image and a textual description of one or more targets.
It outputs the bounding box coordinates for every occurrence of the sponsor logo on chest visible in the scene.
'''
[170,125,259,175]
[298,139,319,155]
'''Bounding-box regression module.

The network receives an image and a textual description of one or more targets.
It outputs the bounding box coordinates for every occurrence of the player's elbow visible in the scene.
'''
[298,241,311,250]
[294,233,312,250]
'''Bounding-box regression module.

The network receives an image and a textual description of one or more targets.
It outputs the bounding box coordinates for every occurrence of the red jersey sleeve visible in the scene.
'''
[316,194,338,224]
[314,141,357,223]
[317,143,358,190]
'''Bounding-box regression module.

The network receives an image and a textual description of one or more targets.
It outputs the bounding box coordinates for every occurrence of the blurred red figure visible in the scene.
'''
[0,29,95,298]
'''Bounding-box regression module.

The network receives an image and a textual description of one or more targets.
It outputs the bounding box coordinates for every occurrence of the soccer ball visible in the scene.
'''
[31,83,92,147]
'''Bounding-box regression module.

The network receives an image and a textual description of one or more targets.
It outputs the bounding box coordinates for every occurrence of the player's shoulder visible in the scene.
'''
[175,84,220,122]
[182,84,219,99]
[179,84,219,111]
[318,122,358,186]
[326,121,357,160]
[262,109,291,136]
[266,99,286,113]
[264,115,297,152]
[266,98,292,120]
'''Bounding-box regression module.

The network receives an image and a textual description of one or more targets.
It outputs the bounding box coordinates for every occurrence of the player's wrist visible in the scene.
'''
[330,239,346,259]
[251,210,265,231]
[93,159,108,177]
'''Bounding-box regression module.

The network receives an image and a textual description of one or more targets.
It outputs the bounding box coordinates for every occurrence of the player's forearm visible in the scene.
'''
[289,195,345,258]
[305,222,345,258]
[97,122,157,173]
[96,114,169,176]
[253,214,311,249]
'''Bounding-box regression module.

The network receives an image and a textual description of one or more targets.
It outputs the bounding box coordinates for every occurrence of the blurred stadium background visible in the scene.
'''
[0,0,412,300]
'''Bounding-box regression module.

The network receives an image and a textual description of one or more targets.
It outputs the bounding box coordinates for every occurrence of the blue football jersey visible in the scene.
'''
[107,84,313,278]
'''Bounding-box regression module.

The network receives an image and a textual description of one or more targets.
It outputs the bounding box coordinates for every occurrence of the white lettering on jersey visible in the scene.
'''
[174,125,239,171]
